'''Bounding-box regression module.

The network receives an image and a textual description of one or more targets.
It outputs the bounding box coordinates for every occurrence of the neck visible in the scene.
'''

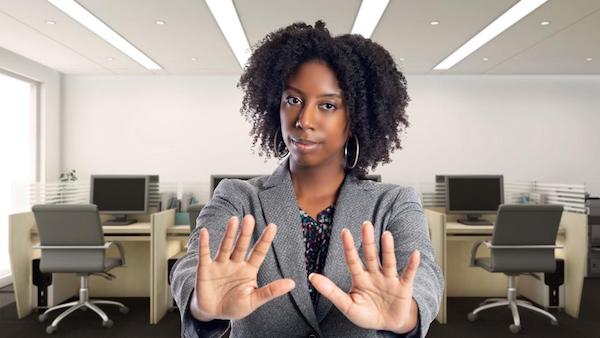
[289,155,346,201]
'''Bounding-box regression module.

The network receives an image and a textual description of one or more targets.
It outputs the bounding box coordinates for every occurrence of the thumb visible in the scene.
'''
[250,278,296,310]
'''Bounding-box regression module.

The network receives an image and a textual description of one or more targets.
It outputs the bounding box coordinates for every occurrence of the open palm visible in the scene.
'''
[309,221,420,334]
[193,215,296,321]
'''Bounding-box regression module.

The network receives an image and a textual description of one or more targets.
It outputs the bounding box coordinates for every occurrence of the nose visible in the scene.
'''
[295,104,317,130]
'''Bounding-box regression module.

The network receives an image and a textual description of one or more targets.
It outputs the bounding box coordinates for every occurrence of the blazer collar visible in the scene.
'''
[257,157,375,332]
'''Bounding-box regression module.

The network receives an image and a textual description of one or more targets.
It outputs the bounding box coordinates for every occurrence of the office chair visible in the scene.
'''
[187,203,205,232]
[467,204,564,334]
[32,204,129,334]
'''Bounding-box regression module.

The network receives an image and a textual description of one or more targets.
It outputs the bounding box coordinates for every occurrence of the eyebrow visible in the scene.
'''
[285,85,342,99]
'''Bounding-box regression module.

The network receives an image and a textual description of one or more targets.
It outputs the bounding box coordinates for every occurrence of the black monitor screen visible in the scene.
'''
[92,177,147,212]
[447,176,503,213]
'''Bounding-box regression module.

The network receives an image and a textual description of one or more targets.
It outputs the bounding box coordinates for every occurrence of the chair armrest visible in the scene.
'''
[483,242,564,249]
[469,240,487,267]
[107,241,127,267]
[32,243,111,250]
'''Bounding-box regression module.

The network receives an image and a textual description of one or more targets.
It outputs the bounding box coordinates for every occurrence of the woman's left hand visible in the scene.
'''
[309,221,420,334]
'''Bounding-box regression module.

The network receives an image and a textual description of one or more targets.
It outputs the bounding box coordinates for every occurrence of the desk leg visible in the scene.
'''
[151,209,177,324]
[562,213,587,318]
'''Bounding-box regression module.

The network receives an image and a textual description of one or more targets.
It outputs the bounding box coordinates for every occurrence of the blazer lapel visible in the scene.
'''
[315,175,374,322]
[257,158,321,334]
[257,158,376,329]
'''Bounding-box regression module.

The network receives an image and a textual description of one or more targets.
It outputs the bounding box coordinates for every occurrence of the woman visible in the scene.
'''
[171,21,444,338]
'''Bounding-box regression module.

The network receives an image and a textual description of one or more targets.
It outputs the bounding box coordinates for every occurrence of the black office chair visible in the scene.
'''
[467,204,563,334]
[32,204,128,334]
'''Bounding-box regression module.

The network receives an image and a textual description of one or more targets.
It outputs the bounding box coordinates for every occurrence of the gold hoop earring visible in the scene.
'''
[344,135,359,169]
[273,128,289,158]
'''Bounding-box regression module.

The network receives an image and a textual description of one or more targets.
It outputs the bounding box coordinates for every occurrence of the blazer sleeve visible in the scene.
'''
[169,179,245,338]
[384,186,444,338]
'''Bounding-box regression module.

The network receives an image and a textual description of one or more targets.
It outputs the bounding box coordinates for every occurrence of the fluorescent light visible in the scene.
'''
[205,0,251,69]
[540,20,550,26]
[351,0,390,38]
[48,0,161,70]
[430,21,440,26]
[155,20,166,25]
[434,0,548,70]
[46,20,56,25]
[586,57,593,62]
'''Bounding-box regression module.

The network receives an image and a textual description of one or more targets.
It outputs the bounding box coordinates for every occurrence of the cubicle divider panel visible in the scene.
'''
[9,212,36,318]
[425,208,447,324]
[151,208,176,325]
[561,212,588,318]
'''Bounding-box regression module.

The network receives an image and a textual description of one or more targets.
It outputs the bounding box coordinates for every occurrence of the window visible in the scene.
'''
[0,70,38,286]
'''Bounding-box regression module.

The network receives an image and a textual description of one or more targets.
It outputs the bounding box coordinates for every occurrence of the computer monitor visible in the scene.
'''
[445,175,504,225]
[90,175,149,225]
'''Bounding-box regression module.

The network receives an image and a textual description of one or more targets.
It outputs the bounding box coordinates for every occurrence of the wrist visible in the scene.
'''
[390,298,419,334]
[190,289,216,322]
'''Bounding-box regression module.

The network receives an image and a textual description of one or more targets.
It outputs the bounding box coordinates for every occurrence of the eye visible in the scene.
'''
[285,96,302,105]
[321,103,336,111]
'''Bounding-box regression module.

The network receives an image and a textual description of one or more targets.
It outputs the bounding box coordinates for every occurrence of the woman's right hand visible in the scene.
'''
[190,214,295,322]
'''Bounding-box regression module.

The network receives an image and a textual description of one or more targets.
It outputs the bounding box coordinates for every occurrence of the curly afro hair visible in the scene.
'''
[237,20,410,178]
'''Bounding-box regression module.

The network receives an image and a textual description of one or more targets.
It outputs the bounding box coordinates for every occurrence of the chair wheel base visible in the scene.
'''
[509,324,521,334]
[46,325,57,334]
[467,312,477,322]
[102,319,113,328]
[80,306,87,311]
[119,306,129,314]
[38,314,47,322]
[551,319,559,326]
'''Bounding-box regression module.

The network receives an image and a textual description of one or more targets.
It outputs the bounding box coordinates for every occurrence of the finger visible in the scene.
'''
[198,228,212,267]
[399,250,421,285]
[215,216,239,262]
[247,223,276,269]
[341,229,365,278]
[361,221,380,273]
[309,273,353,315]
[230,215,255,262]
[381,231,398,277]
[250,278,295,311]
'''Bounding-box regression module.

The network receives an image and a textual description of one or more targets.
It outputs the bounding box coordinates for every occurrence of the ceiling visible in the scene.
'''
[0,0,598,75]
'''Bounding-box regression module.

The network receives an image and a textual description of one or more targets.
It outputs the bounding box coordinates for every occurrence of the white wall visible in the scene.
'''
[0,46,61,182]
[62,75,600,202]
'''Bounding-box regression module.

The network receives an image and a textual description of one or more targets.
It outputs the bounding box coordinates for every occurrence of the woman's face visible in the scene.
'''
[280,60,350,169]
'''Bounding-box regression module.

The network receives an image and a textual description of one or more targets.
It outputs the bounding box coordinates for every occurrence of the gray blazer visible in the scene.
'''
[171,158,444,338]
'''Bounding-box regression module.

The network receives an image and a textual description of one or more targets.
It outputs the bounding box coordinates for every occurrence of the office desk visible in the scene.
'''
[8,212,155,323]
[425,208,587,324]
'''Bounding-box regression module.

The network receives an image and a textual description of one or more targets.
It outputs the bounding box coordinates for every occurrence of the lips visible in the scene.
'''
[290,137,320,152]
[291,137,318,145]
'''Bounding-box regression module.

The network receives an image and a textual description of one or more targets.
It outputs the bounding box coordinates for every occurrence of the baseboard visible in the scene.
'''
[0,272,13,289]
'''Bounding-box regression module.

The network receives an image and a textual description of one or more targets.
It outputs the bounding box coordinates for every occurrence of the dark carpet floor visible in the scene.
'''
[1,279,599,337]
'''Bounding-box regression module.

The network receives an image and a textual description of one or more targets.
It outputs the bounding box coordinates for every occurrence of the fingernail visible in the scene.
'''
[308,273,314,280]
